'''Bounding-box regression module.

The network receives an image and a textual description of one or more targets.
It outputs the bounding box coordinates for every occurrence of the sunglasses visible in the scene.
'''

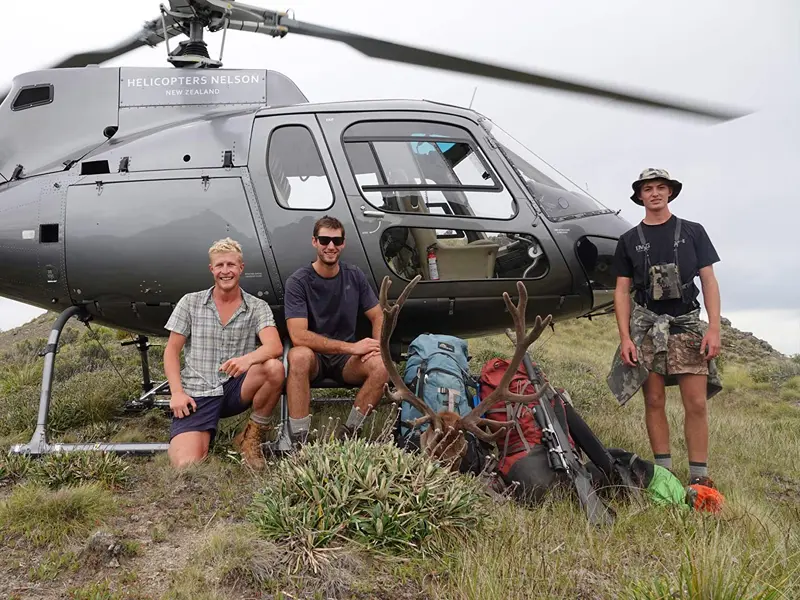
[315,235,345,247]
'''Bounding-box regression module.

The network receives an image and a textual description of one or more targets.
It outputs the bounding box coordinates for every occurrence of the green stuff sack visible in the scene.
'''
[608,448,688,509]
[647,465,689,508]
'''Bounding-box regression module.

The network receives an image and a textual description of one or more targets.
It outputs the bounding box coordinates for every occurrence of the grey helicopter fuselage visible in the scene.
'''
[0,66,631,345]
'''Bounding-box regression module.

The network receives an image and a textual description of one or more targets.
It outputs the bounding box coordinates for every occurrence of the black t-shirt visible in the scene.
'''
[284,262,379,343]
[612,215,720,317]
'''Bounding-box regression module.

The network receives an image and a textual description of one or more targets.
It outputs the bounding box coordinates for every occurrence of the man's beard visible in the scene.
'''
[319,250,339,264]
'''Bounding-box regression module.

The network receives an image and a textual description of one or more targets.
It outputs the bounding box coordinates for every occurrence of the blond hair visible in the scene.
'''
[208,237,243,262]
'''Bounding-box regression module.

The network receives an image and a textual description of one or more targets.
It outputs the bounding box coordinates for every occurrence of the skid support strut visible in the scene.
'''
[10,306,170,456]
[122,335,153,393]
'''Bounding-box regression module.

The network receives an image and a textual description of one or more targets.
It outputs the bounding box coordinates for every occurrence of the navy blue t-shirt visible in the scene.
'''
[612,215,720,317]
[283,262,379,343]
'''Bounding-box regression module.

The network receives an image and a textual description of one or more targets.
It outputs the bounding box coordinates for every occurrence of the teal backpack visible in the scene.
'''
[398,334,478,437]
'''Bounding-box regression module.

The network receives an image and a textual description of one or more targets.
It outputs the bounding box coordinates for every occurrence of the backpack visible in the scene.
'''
[478,357,573,476]
[398,334,477,437]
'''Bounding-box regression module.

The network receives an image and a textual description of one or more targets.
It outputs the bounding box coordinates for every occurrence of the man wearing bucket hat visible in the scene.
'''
[607,168,723,489]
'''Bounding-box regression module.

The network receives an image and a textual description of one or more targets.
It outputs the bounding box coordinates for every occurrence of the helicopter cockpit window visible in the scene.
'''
[477,117,614,222]
[343,120,516,220]
[267,125,333,210]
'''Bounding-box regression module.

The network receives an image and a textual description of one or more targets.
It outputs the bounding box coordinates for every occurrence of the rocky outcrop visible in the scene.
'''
[719,316,785,363]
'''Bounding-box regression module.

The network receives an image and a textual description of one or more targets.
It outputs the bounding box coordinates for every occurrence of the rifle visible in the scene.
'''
[504,329,615,526]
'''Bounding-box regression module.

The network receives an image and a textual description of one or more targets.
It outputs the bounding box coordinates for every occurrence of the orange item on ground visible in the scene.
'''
[687,484,725,513]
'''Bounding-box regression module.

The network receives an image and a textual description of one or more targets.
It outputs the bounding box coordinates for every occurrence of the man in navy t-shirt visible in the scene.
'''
[283,215,388,441]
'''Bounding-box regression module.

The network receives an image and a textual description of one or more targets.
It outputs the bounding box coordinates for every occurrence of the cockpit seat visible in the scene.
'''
[397,194,499,280]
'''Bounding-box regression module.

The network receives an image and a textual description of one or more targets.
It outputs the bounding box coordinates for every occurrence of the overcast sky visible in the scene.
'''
[1,0,798,354]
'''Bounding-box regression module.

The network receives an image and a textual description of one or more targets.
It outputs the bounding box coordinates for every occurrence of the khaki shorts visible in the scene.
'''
[640,332,709,376]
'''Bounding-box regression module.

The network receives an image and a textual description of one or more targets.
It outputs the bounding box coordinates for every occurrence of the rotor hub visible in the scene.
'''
[161,2,227,68]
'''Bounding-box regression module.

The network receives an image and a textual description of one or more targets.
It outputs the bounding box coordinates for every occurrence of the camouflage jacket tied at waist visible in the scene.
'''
[606,303,722,406]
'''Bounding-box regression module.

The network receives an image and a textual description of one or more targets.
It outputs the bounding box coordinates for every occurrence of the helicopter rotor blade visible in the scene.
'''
[276,17,748,122]
[0,16,182,107]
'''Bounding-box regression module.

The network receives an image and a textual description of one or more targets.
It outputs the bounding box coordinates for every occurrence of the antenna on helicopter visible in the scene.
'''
[0,0,751,121]
[469,86,479,110]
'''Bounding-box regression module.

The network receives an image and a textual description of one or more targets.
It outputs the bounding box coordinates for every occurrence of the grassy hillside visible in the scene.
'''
[1,311,799,599]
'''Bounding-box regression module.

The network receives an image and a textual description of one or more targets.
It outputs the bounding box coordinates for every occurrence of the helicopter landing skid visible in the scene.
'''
[10,306,169,457]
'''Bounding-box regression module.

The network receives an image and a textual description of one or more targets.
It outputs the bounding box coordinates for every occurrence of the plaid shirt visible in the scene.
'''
[165,287,276,397]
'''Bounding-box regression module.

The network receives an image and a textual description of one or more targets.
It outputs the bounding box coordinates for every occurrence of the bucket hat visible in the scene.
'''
[630,168,682,205]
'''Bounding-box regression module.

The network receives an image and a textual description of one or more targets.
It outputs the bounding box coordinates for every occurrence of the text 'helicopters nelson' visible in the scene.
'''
[0,1,748,455]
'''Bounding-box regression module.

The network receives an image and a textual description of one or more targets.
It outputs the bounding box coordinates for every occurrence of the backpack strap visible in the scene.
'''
[415,359,428,396]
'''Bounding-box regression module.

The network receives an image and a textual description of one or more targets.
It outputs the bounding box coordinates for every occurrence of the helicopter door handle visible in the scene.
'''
[361,206,385,218]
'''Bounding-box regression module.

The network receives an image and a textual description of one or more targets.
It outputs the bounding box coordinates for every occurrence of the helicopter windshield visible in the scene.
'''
[478,117,613,222]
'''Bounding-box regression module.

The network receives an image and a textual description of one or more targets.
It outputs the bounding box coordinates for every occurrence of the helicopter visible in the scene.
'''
[0,0,747,456]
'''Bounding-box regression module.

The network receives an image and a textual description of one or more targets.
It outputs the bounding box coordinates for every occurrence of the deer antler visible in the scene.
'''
[379,275,443,433]
[459,281,552,442]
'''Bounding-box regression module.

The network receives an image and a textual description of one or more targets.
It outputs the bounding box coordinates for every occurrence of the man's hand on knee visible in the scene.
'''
[361,349,380,363]
[352,338,380,358]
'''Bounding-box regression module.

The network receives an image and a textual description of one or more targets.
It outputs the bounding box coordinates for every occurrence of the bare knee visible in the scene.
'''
[246,362,269,386]
[169,451,207,469]
[168,433,209,468]
[682,394,707,418]
[263,358,285,387]
[365,356,388,383]
[644,389,667,410]
[288,346,315,377]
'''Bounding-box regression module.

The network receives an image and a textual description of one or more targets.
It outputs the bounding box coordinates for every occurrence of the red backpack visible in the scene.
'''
[479,358,574,475]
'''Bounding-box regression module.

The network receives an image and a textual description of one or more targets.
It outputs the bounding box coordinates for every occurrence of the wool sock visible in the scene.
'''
[250,412,272,426]
[345,406,366,431]
[689,461,708,480]
[654,453,672,470]
[289,415,311,435]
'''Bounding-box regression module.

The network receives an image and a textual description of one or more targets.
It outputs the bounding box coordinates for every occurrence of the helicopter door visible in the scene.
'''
[247,114,373,310]
[317,112,574,329]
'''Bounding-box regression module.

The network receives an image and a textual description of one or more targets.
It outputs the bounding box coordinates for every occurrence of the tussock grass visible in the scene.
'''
[34,451,130,489]
[0,482,116,547]
[0,361,43,394]
[0,450,129,489]
[0,449,32,482]
[202,524,280,591]
[249,436,490,555]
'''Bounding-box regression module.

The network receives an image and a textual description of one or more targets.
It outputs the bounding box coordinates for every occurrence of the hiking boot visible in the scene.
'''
[289,428,316,448]
[688,475,715,489]
[334,423,359,441]
[233,420,269,470]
